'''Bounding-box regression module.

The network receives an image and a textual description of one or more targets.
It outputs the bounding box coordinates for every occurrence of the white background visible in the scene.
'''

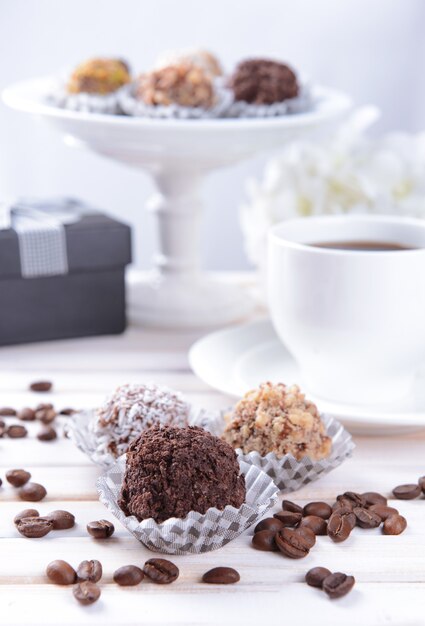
[1,0,424,270]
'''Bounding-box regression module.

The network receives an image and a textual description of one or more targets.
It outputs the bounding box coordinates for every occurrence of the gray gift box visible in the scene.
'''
[0,199,131,345]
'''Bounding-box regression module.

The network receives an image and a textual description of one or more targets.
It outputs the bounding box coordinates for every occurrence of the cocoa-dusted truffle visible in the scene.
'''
[135,64,216,108]
[119,426,246,523]
[222,383,331,460]
[229,59,299,104]
[67,58,131,95]
[93,383,191,459]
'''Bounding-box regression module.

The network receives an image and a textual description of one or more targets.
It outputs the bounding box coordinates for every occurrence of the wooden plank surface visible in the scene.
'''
[0,297,424,626]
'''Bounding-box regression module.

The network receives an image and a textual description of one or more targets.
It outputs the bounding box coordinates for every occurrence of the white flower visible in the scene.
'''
[241,107,425,268]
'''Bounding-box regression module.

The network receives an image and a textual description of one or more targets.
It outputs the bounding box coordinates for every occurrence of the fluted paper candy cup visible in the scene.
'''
[47,82,124,115]
[96,458,278,554]
[66,407,226,469]
[224,83,313,118]
[235,414,354,492]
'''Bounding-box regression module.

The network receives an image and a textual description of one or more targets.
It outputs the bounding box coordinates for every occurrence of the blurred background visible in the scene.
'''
[1,0,424,270]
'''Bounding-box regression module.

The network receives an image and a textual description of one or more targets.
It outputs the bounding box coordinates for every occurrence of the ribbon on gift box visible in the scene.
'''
[0,198,95,278]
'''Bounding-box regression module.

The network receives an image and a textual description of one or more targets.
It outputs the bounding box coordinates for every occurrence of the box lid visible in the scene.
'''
[0,213,132,279]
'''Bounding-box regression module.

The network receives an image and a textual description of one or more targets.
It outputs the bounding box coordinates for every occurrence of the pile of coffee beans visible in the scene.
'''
[46,557,180,605]
[14,508,75,538]
[252,491,408,557]
[306,567,355,599]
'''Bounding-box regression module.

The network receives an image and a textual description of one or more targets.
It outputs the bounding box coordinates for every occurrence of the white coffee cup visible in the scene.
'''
[268,215,425,405]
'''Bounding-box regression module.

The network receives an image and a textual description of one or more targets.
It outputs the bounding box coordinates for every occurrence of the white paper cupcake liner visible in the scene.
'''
[47,85,124,115]
[96,457,278,554]
[118,82,233,119]
[235,414,354,492]
[65,406,225,468]
[224,84,313,118]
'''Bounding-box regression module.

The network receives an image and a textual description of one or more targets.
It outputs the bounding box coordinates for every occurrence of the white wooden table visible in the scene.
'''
[0,292,424,626]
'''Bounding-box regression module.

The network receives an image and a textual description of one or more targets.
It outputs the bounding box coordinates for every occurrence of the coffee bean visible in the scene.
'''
[305,567,332,588]
[275,527,312,558]
[296,526,316,548]
[299,515,327,536]
[59,408,76,416]
[0,477,2,486]
[113,565,144,586]
[87,519,114,538]
[7,425,28,438]
[30,381,52,392]
[35,407,56,424]
[77,560,102,583]
[73,581,101,605]
[338,492,367,508]
[332,497,354,512]
[0,407,16,416]
[46,560,77,585]
[6,469,31,487]
[383,514,407,535]
[273,511,302,527]
[16,517,53,538]
[419,476,425,494]
[303,502,332,520]
[322,572,355,599]
[143,558,179,584]
[368,504,399,521]
[18,408,36,422]
[19,482,47,502]
[362,492,387,507]
[46,510,75,530]
[0,425,5,438]
[14,508,39,524]
[281,500,303,514]
[392,484,421,500]
[254,517,284,534]
[327,512,353,542]
[252,530,278,551]
[0,419,5,428]
[37,426,57,441]
[353,507,382,529]
[202,567,240,584]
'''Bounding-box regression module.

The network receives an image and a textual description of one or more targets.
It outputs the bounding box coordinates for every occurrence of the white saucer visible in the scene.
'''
[189,318,425,435]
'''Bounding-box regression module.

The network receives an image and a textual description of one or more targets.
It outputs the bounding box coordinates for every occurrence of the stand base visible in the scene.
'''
[128,272,255,329]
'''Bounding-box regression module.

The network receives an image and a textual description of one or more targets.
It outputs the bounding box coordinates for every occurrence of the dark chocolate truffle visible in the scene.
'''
[229,58,299,104]
[119,426,246,523]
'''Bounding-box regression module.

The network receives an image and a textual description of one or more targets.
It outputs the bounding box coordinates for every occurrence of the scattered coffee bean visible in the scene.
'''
[6,425,28,438]
[322,572,355,599]
[362,492,387,507]
[273,511,302,527]
[202,567,240,584]
[46,510,75,530]
[252,530,279,551]
[0,477,2,486]
[299,515,328,536]
[143,558,179,584]
[59,408,76,416]
[14,508,39,524]
[305,567,332,588]
[46,560,77,585]
[0,425,5,439]
[87,519,115,539]
[30,381,52,392]
[383,514,407,535]
[19,482,47,502]
[0,407,16,416]
[419,476,425,494]
[368,504,399,521]
[392,484,421,500]
[303,501,332,520]
[37,426,57,441]
[73,581,101,605]
[275,527,313,558]
[77,560,103,583]
[338,492,367,508]
[113,565,144,586]
[16,517,53,538]
[296,526,316,548]
[6,469,31,488]
[18,408,36,422]
[35,407,56,424]
[254,517,284,534]
[353,507,382,529]
[281,500,303,514]
[327,512,353,543]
